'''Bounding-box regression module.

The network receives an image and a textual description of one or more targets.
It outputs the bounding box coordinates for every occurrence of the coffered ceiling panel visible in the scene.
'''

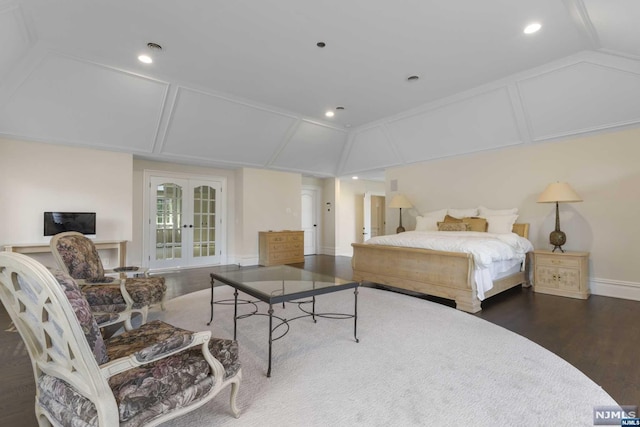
[1,1,640,178]
[583,0,640,58]
[271,120,348,176]
[341,126,402,175]
[518,61,640,141]
[0,53,168,152]
[386,88,522,163]
[161,87,299,167]
[0,2,32,84]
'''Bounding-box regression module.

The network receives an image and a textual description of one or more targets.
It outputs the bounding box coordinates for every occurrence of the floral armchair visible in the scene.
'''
[0,252,241,426]
[50,232,167,329]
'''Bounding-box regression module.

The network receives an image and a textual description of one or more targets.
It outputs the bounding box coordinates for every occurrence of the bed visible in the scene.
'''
[351,222,533,313]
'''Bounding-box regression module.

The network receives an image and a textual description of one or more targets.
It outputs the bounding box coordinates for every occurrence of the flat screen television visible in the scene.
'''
[44,212,96,236]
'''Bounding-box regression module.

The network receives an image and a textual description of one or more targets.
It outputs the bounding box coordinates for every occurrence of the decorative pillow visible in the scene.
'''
[448,208,478,218]
[478,206,518,217]
[486,214,519,234]
[462,217,488,232]
[415,216,440,232]
[443,214,463,223]
[437,222,470,232]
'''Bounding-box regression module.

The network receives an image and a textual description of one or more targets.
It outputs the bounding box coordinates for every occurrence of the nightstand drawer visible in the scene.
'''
[535,255,581,268]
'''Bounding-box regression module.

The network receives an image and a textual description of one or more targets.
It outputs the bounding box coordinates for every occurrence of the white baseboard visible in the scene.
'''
[590,278,640,301]
[319,246,337,256]
[238,256,259,267]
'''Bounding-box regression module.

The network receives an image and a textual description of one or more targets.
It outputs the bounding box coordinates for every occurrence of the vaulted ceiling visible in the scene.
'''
[1,1,640,180]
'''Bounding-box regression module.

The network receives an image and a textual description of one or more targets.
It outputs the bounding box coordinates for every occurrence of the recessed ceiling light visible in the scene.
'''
[317,42,326,48]
[524,22,541,34]
[138,55,152,64]
[325,111,335,118]
[336,106,345,110]
[352,176,359,180]
[407,75,419,82]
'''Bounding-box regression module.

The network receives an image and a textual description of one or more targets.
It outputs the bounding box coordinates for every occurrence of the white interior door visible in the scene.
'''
[148,176,222,269]
[189,180,222,266]
[363,191,385,241]
[362,192,371,242]
[149,177,187,269]
[301,187,319,255]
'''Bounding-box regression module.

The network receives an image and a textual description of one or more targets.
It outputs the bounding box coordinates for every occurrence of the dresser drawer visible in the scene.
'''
[259,231,304,266]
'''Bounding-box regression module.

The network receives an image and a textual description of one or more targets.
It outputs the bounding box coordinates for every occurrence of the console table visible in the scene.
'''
[3,240,128,267]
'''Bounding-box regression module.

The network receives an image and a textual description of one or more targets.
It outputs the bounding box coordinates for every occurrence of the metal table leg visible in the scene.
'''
[354,286,359,343]
[267,304,274,377]
[207,277,214,325]
[233,289,239,340]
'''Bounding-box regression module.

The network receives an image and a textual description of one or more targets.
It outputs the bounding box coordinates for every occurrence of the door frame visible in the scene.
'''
[142,170,227,270]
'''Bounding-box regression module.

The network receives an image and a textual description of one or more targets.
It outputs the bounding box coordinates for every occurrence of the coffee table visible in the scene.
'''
[209,265,359,377]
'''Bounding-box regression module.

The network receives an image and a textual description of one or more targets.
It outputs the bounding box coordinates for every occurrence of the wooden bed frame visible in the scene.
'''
[351,223,531,313]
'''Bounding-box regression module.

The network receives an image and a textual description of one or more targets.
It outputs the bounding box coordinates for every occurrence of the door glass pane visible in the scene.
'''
[193,185,216,258]
[156,183,183,261]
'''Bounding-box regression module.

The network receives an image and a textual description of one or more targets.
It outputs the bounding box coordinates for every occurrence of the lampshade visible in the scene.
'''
[537,182,582,204]
[388,194,412,209]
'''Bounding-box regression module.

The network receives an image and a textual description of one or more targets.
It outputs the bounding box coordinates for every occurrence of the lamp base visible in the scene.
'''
[550,230,566,253]
[396,226,405,234]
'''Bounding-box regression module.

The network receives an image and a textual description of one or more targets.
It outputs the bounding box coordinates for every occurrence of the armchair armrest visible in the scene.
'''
[99,321,226,381]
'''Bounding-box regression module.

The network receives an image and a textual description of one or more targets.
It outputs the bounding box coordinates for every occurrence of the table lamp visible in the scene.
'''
[537,182,582,252]
[389,194,412,233]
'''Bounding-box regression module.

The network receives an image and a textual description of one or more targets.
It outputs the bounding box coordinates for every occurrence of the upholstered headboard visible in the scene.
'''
[512,223,529,239]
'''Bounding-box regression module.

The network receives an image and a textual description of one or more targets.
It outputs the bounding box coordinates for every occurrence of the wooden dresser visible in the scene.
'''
[259,231,304,266]
[533,250,590,299]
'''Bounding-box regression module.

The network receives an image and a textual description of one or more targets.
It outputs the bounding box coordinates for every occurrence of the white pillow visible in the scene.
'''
[448,208,478,218]
[478,205,519,216]
[415,215,440,231]
[486,214,519,234]
[422,208,447,218]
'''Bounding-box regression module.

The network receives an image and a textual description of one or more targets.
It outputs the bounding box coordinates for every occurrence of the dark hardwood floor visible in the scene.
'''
[1,255,638,426]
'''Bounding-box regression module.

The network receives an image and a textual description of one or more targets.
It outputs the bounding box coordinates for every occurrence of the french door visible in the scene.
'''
[148,176,223,269]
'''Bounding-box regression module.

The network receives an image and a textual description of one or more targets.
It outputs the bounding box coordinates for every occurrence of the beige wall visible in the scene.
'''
[321,178,338,254]
[235,168,302,265]
[386,127,640,290]
[0,138,133,268]
[336,178,386,256]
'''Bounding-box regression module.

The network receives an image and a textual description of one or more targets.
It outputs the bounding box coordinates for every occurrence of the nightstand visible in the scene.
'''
[533,250,590,299]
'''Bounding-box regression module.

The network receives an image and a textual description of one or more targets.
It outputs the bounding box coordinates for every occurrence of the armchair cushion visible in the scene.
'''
[124,277,166,307]
[104,320,240,424]
[54,234,106,279]
[38,376,98,426]
[80,283,129,313]
[52,270,108,364]
[106,320,195,362]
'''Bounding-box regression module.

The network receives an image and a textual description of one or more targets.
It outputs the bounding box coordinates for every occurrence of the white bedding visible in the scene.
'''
[364,231,534,300]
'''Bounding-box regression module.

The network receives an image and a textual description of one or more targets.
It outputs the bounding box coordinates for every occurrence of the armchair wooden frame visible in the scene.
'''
[0,252,241,426]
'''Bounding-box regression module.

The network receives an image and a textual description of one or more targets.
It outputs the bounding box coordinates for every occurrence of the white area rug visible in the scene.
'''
[150,285,616,426]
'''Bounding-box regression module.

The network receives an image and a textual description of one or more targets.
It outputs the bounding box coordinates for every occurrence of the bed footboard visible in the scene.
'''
[351,243,528,313]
